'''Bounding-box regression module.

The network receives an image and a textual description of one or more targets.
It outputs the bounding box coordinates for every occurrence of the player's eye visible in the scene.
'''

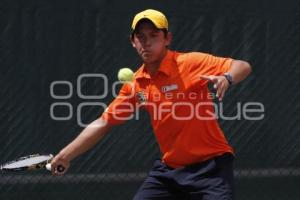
[136,34,145,40]
[151,33,159,38]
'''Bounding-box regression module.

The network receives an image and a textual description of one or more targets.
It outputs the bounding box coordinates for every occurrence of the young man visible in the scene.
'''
[51,9,251,199]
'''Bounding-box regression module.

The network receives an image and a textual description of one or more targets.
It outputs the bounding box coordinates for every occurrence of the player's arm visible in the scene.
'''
[51,82,135,175]
[225,60,252,85]
[50,119,112,175]
[200,60,252,100]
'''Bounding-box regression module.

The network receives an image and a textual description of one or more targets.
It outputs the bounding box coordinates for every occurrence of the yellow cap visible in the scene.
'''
[131,9,168,31]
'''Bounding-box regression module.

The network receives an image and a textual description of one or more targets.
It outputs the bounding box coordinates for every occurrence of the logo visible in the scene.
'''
[136,91,147,104]
[161,84,178,93]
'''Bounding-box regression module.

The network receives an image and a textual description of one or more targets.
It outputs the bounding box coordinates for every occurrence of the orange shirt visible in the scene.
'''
[101,50,234,168]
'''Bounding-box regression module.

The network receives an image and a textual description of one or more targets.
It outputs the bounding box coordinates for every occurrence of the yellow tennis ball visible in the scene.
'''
[117,68,134,82]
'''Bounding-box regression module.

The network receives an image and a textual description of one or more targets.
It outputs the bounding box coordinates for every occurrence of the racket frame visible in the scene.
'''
[0,154,53,172]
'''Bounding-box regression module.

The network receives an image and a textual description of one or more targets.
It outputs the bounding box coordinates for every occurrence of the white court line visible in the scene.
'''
[0,168,300,184]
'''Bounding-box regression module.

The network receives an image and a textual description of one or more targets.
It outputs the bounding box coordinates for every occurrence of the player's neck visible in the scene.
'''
[144,49,167,77]
[144,62,160,77]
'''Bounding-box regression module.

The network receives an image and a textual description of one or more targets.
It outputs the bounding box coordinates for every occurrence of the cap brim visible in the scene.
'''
[132,17,166,31]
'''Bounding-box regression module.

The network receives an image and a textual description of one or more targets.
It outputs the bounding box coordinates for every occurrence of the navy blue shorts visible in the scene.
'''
[133,153,234,200]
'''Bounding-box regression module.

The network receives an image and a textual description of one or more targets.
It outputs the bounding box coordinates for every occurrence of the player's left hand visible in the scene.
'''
[200,75,230,101]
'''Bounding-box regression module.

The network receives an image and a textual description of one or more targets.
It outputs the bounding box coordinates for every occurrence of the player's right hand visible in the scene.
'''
[50,152,70,176]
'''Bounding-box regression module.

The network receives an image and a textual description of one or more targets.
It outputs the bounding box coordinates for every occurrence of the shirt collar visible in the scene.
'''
[135,50,175,79]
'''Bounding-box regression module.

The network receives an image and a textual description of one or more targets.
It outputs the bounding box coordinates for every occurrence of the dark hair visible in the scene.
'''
[131,28,168,39]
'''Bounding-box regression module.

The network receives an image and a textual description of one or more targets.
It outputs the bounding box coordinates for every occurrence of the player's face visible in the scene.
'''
[131,21,171,64]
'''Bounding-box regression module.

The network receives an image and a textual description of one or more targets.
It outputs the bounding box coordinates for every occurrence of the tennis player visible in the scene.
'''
[51,9,252,200]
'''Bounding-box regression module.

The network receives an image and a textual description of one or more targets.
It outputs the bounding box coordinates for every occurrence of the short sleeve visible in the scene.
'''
[188,52,233,79]
[100,83,136,125]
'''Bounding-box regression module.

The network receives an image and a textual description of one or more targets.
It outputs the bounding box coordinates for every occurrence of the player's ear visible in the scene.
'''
[165,32,172,46]
[129,34,136,48]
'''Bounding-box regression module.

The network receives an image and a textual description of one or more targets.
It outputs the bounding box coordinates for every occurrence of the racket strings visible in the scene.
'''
[1,155,53,169]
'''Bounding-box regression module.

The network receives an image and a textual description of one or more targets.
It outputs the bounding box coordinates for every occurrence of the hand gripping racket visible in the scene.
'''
[0,154,65,172]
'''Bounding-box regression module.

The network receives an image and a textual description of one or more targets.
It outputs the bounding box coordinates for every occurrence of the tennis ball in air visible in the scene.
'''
[117,68,134,82]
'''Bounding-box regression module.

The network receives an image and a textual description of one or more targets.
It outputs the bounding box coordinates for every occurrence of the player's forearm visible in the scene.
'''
[58,119,111,162]
[227,60,252,84]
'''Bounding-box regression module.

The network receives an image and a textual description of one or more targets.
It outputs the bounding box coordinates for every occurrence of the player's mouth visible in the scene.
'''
[141,51,151,58]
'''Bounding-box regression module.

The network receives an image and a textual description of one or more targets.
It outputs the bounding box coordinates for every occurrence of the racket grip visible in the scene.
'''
[45,163,65,172]
[46,163,51,171]
[57,165,65,172]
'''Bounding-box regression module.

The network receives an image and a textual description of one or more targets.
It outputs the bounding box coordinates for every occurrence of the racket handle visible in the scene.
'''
[45,163,65,172]
[46,163,51,171]
[57,165,65,172]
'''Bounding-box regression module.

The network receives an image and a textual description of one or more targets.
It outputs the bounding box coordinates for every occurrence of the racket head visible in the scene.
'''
[0,154,53,172]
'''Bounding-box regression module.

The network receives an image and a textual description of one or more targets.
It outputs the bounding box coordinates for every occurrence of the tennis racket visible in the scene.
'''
[0,154,65,172]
